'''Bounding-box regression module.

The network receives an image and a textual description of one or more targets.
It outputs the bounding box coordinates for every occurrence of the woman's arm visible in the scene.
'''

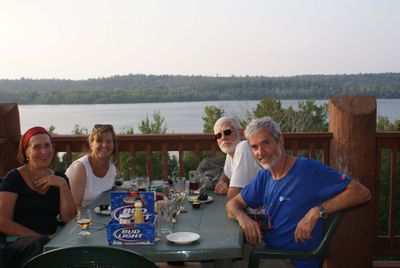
[37,172,77,222]
[66,162,87,210]
[0,192,41,236]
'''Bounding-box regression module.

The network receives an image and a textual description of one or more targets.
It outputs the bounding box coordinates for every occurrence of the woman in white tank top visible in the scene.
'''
[66,124,117,209]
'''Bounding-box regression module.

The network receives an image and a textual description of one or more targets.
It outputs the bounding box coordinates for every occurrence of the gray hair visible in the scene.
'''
[245,116,281,142]
[213,117,241,132]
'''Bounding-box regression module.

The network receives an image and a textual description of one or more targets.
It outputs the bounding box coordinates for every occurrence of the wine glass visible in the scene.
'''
[75,209,92,236]
[113,169,124,188]
[171,194,183,223]
[172,177,186,221]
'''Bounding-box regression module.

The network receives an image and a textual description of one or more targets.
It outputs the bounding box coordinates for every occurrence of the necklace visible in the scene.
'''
[273,155,288,180]
[24,164,51,188]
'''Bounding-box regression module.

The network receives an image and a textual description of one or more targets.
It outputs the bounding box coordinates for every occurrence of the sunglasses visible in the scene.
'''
[215,128,233,140]
[93,124,114,130]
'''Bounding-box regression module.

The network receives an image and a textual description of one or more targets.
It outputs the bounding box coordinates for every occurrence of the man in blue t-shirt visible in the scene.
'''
[226,116,371,268]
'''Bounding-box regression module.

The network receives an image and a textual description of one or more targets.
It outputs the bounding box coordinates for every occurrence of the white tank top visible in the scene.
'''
[67,155,116,208]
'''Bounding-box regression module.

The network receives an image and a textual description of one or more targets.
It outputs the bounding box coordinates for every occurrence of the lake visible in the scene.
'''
[18,99,400,134]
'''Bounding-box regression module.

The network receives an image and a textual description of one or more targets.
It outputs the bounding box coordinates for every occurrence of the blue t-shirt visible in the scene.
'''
[241,157,350,268]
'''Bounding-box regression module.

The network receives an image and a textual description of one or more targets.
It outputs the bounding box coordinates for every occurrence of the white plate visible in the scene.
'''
[166,232,200,244]
[189,195,213,204]
[94,206,111,216]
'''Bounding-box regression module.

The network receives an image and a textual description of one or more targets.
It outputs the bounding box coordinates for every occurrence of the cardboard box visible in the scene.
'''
[107,191,156,245]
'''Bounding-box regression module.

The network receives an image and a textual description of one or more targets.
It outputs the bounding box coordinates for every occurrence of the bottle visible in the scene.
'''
[134,202,144,224]
[162,181,171,199]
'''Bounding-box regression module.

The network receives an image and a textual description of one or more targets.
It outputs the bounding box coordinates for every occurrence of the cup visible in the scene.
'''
[129,170,138,191]
[189,170,200,194]
[137,177,149,191]
[114,169,124,187]
[156,199,175,235]
[172,177,186,194]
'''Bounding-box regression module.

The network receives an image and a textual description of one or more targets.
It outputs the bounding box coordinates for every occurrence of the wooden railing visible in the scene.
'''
[51,132,332,180]
[375,132,400,257]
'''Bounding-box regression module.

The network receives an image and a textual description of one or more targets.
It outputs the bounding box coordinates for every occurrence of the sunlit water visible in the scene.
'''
[18,99,400,134]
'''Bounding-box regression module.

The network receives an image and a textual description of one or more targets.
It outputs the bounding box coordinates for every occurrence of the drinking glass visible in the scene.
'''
[75,209,92,236]
[113,169,124,187]
[172,176,186,212]
[129,169,137,191]
[189,170,200,194]
[156,199,175,235]
[137,177,149,191]
[171,192,185,223]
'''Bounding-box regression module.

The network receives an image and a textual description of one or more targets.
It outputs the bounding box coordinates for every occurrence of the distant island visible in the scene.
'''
[0,73,399,104]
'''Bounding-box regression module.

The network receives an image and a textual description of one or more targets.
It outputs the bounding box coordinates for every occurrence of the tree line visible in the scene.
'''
[1,73,399,104]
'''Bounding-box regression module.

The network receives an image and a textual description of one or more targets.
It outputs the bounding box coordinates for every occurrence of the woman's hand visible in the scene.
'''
[34,172,68,191]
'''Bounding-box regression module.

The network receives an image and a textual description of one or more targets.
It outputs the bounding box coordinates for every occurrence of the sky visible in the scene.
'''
[0,0,399,80]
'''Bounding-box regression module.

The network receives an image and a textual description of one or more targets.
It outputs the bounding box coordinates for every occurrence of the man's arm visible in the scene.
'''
[226,194,263,244]
[295,179,371,243]
[227,187,242,200]
[214,172,229,195]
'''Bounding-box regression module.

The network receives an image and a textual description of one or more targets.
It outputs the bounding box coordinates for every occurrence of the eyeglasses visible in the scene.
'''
[93,124,114,130]
[215,128,233,140]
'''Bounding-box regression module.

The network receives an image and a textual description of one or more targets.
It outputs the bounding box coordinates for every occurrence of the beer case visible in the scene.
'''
[107,191,156,245]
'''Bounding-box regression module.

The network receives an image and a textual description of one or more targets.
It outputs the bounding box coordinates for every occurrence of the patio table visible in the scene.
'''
[44,190,244,268]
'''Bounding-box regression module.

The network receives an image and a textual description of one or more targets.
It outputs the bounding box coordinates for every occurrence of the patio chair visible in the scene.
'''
[248,212,344,268]
[22,245,158,268]
[0,233,18,268]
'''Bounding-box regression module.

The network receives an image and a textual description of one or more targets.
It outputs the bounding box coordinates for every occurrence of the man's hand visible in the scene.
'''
[237,212,263,245]
[214,180,229,195]
[226,194,263,245]
[294,207,319,243]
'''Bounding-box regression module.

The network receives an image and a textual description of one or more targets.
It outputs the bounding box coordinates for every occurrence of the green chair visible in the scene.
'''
[248,212,344,268]
[22,245,158,268]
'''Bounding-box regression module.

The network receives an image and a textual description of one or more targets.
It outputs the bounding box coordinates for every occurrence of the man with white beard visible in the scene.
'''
[213,117,261,200]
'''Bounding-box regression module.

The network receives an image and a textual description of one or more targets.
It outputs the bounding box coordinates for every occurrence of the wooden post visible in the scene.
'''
[0,103,21,176]
[327,96,375,268]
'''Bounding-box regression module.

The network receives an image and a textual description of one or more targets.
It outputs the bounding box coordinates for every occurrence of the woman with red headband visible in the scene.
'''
[0,126,76,268]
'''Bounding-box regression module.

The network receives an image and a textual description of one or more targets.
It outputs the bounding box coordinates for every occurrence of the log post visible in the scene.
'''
[327,96,375,268]
[0,103,21,176]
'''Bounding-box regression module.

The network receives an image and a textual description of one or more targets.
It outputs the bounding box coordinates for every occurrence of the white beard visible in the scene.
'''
[259,146,282,170]
[221,143,236,154]
[220,137,240,155]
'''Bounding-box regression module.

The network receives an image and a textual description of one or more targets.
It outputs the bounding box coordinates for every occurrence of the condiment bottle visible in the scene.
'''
[134,202,144,224]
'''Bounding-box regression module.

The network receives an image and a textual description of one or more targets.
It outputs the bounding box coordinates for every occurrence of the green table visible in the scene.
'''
[44,191,244,268]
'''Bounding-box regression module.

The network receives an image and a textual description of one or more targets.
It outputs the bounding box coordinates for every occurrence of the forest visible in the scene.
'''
[0,73,399,104]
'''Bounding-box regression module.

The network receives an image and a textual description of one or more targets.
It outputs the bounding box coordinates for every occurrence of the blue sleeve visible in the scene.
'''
[314,160,351,201]
[240,170,266,209]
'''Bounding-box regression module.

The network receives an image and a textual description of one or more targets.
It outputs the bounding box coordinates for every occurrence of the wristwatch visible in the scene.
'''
[318,205,328,219]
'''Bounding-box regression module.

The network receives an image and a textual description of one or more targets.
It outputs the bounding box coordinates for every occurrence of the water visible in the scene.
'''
[18,99,400,134]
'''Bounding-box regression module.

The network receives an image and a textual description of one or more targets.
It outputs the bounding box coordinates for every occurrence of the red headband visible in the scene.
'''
[22,126,50,151]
